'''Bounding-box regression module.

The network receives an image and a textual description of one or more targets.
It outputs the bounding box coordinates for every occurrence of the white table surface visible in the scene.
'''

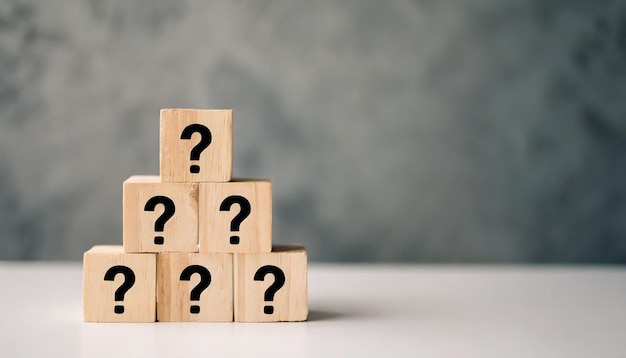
[1,262,625,358]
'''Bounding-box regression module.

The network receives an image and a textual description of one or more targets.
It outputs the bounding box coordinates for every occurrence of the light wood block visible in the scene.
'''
[83,245,156,322]
[123,175,198,253]
[199,180,272,253]
[160,108,233,182]
[234,245,307,322]
[157,253,233,322]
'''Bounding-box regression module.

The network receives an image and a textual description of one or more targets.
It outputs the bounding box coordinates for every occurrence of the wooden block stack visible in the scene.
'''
[83,109,308,322]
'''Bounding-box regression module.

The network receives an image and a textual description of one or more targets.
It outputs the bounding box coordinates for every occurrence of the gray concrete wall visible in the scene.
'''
[1,0,625,262]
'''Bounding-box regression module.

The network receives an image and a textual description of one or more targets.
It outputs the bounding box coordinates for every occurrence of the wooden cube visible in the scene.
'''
[123,175,198,253]
[199,180,272,253]
[157,253,233,322]
[234,245,307,322]
[160,108,233,182]
[83,246,156,322]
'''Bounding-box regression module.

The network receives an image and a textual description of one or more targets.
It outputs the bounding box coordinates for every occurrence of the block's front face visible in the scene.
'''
[83,246,156,322]
[160,109,233,182]
[123,176,198,253]
[199,180,272,253]
[157,253,233,322]
[234,245,307,322]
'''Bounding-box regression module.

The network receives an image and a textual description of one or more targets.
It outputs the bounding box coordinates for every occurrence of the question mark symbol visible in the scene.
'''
[219,195,251,245]
[180,124,212,174]
[254,265,285,314]
[179,265,212,314]
[144,196,176,245]
[103,265,136,314]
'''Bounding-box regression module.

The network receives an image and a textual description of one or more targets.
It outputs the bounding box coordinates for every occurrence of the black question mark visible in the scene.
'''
[180,124,212,174]
[219,195,251,245]
[253,265,285,314]
[179,265,212,314]
[103,265,136,314]
[144,196,175,245]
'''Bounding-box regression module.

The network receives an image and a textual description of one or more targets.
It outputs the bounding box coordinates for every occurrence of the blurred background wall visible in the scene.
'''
[1,0,625,262]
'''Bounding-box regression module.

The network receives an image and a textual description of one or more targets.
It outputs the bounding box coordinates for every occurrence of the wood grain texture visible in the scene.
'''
[234,245,308,322]
[160,109,233,183]
[157,252,233,322]
[83,245,156,322]
[123,175,198,253]
[199,179,272,253]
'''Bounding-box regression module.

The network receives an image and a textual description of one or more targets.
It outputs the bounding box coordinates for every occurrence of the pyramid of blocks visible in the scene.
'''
[83,109,308,322]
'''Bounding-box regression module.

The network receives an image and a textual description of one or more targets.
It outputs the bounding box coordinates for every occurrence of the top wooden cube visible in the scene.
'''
[160,109,233,182]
